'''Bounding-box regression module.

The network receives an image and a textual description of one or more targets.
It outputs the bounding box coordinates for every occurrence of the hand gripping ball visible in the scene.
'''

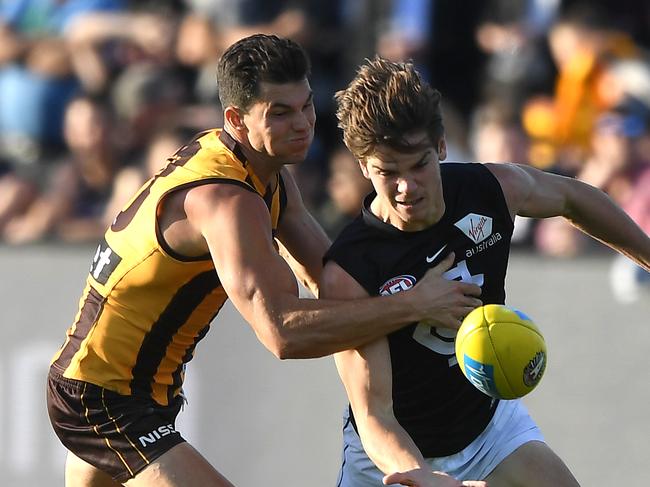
[455,304,547,400]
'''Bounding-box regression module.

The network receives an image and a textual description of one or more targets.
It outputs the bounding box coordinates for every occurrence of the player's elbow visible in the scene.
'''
[257,322,302,360]
[255,308,332,359]
[264,323,327,360]
[257,326,292,359]
[267,339,295,360]
[269,336,319,360]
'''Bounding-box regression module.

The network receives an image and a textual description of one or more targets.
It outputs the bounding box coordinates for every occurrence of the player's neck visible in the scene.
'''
[224,127,282,188]
[371,197,445,232]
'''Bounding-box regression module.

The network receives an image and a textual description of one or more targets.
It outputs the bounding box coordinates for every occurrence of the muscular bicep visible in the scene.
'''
[185,183,298,345]
[322,261,393,416]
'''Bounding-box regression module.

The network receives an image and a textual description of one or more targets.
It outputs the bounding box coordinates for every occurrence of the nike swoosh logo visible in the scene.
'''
[425,244,448,263]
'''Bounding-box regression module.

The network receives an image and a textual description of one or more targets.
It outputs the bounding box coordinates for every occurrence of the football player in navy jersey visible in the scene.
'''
[323,56,650,487]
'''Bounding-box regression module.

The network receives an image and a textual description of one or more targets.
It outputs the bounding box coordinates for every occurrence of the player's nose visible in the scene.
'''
[396,176,417,195]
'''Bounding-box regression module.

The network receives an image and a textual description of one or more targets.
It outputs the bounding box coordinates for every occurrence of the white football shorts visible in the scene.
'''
[336,399,544,486]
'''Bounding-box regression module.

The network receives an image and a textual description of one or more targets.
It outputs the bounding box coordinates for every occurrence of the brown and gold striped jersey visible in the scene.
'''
[51,129,287,405]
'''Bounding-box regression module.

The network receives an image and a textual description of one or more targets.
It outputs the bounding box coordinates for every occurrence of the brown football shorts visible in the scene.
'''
[47,369,186,482]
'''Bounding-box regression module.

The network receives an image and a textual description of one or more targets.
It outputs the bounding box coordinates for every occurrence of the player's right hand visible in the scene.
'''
[383,468,487,486]
[411,253,482,330]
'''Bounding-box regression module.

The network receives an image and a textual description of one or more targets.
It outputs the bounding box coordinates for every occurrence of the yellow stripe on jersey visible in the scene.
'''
[51,129,286,405]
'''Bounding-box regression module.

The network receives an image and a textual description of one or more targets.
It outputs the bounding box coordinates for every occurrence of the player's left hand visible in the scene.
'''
[383,468,488,487]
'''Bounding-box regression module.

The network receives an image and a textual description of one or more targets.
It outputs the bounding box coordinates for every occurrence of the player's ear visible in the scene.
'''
[437,137,447,161]
[224,106,246,132]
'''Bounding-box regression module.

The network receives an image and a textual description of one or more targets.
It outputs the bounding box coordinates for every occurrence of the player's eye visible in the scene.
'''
[415,155,432,169]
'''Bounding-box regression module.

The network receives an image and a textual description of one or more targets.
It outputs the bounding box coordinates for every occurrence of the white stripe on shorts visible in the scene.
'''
[336,399,544,486]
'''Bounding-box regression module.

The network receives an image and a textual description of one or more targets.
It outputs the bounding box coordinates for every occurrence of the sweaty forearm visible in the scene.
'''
[566,181,650,271]
[270,292,420,359]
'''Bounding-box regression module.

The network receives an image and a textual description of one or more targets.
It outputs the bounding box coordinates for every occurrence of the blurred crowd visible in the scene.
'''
[0,0,649,299]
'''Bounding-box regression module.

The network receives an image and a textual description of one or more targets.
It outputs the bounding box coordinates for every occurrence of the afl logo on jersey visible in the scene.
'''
[379,275,417,296]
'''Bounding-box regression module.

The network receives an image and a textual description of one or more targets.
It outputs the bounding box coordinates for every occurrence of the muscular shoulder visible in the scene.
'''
[160,182,267,257]
[483,162,536,218]
[185,182,268,228]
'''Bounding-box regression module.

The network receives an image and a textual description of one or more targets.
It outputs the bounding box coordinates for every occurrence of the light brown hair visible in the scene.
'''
[335,56,444,160]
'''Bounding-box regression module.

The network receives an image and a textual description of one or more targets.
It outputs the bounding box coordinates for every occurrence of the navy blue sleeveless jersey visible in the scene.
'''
[325,162,514,457]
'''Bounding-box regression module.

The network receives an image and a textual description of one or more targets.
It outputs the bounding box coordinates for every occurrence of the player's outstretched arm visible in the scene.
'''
[487,162,650,272]
[274,168,482,326]
[184,183,481,359]
[323,262,486,487]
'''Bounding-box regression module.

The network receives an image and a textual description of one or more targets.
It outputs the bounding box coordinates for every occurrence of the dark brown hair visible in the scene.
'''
[216,34,311,111]
[335,56,444,159]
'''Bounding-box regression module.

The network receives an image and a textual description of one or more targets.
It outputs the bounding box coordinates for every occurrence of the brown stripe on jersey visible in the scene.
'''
[278,173,287,218]
[54,287,106,371]
[167,322,211,405]
[262,177,276,211]
[218,130,247,166]
[129,270,221,398]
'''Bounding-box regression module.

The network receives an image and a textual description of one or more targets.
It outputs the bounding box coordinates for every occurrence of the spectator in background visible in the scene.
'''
[0,0,126,237]
[521,4,641,172]
[0,0,127,159]
[469,101,530,165]
[64,4,222,136]
[475,0,558,114]
[374,0,432,77]
[102,127,189,225]
[64,7,176,96]
[536,98,650,257]
[610,165,650,302]
[372,0,487,126]
[317,146,372,238]
[469,100,535,245]
[3,96,118,244]
[109,62,188,158]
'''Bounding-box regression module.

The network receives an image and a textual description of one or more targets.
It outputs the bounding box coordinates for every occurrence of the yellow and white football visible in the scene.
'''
[455,304,547,400]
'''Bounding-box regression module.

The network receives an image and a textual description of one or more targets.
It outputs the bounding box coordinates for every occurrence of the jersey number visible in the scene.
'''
[412,259,484,366]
